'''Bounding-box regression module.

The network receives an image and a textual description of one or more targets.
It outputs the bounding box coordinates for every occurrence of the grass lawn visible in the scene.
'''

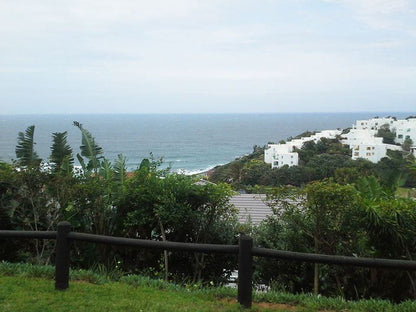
[0,276,245,312]
[1,276,302,312]
[1,263,416,312]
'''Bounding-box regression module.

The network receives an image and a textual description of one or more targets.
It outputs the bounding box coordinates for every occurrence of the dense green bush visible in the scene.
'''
[0,124,239,284]
[254,179,416,302]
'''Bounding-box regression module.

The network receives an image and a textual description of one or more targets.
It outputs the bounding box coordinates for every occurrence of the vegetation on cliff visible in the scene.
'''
[208,134,416,191]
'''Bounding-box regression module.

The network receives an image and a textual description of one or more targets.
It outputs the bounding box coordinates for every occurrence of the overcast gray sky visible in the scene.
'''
[1,0,415,114]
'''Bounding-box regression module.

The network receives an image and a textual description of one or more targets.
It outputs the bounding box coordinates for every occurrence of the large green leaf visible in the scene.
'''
[73,121,103,173]
[113,154,127,185]
[15,125,41,168]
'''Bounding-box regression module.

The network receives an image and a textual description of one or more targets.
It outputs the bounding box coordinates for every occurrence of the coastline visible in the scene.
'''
[2,113,413,172]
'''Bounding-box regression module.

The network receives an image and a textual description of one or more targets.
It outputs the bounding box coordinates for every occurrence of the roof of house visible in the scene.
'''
[230,194,273,225]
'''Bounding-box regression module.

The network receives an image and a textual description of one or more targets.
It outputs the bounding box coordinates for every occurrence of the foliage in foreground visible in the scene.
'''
[1,263,416,312]
[0,123,238,284]
[254,179,416,302]
[3,123,416,303]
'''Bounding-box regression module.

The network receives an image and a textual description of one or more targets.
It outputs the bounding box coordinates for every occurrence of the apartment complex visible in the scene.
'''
[265,117,416,168]
[345,117,416,162]
[341,128,402,162]
[264,130,341,168]
[352,117,416,145]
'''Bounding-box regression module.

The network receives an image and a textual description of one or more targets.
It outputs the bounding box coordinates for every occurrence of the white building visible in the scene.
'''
[341,129,378,146]
[350,141,402,162]
[391,118,416,144]
[264,130,342,168]
[265,117,415,167]
[352,117,416,145]
[342,116,416,163]
[313,129,343,140]
[264,143,298,168]
[270,152,299,168]
[353,117,395,130]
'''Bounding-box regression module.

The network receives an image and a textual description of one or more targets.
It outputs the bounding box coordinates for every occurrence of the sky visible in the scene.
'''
[0,0,415,114]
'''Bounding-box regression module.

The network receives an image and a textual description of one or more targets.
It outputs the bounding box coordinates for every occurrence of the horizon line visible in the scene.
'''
[1,111,415,116]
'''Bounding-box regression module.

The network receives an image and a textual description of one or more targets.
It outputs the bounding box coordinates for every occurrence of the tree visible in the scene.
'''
[240,159,270,186]
[373,151,408,190]
[254,186,314,293]
[50,131,74,175]
[403,138,413,152]
[255,181,364,297]
[73,121,103,175]
[116,160,237,283]
[0,162,19,261]
[376,124,396,144]
[355,176,416,300]
[15,125,41,168]
[305,180,360,295]
[305,154,353,180]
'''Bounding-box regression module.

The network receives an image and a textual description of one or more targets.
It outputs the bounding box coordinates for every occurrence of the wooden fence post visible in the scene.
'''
[55,221,71,290]
[238,235,253,308]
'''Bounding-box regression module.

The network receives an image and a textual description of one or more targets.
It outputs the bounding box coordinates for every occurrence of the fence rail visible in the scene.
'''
[68,232,239,254]
[252,247,416,270]
[2,221,416,308]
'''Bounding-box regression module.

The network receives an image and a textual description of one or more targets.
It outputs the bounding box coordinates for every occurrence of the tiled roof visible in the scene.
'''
[230,194,273,225]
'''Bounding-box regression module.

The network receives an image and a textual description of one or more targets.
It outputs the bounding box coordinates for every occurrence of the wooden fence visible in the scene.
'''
[2,221,416,308]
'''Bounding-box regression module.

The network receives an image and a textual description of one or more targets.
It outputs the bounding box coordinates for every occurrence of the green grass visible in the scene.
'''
[0,276,245,312]
[1,262,416,311]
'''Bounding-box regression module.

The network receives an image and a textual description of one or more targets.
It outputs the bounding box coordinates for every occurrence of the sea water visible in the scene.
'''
[0,113,412,174]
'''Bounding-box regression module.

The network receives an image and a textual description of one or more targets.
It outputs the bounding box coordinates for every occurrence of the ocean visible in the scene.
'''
[0,113,412,174]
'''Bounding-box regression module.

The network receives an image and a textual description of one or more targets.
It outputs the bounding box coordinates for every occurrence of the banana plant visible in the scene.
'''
[113,154,127,186]
[15,125,41,168]
[73,121,103,175]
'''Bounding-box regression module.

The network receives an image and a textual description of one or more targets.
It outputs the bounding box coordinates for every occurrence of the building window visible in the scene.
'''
[366,152,372,156]
[273,161,278,166]
[408,129,411,132]
[406,135,410,139]
[354,152,359,156]
[398,134,403,139]
[366,147,371,150]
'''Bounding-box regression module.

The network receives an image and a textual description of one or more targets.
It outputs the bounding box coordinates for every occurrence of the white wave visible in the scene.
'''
[174,164,223,176]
